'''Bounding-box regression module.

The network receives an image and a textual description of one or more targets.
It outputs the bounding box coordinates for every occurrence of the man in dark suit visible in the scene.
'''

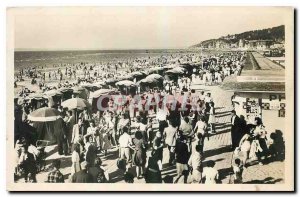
[71,161,93,183]
[230,110,240,150]
[55,116,68,156]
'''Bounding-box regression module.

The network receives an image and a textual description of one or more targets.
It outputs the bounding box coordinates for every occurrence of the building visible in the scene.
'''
[221,52,285,136]
[245,40,274,50]
[238,39,245,48]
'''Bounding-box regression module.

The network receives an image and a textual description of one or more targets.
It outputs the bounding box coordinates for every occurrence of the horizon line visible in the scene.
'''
[14,47,192,52]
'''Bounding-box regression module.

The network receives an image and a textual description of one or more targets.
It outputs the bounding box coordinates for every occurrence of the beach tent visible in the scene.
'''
[32,119,65,145]
[28,107,63,145]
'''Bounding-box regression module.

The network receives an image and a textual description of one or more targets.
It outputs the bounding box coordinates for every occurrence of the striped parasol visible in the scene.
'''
[28,107,61,122]
[61,97,92,110]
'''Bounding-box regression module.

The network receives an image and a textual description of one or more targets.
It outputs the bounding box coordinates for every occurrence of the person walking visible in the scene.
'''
[207,102,216,134]
[194,116,208,140]
[163,120,178,165]
[174,134,189,183]
[152,131,164,170]
[188,145,203,183]
[144,152,162,183]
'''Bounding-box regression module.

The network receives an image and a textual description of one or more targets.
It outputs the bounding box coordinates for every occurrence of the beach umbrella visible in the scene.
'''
[28,92,46,100]
[130,71,146,78]
[149,67,164,72]
[72,86,86,94]
[93,81,106,87]
[91,89,117,98]
[164,64,177,69]
[137,77,157,85]
[115,80,136,87]
[59,87,73,93]
[148,66,165,74]
[81,83,97,88]
[44,89,63,97]
[80,83,100,92]
[61,97,92,110]
[146,74,164,81]
[28,107,61,122]
[166,67,186,74]
[105,78,120,86]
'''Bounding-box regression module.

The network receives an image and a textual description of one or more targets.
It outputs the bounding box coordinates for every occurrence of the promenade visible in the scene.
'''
[251,52,284,70]
[29,83,284,184]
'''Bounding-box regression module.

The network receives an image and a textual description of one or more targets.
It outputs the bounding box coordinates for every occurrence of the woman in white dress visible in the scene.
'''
[70,143,81,176]
[238,133,251,166]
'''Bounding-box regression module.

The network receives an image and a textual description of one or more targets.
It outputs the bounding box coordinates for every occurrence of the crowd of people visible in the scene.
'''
[13,51,284,184]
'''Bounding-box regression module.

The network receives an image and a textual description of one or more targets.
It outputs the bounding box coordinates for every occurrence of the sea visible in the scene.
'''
[14,49,202,70]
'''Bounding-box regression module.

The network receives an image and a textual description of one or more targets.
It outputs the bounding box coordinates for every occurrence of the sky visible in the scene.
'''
[12,7,289,50]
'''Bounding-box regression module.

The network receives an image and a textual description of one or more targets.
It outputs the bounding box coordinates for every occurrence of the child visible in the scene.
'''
[232,158,243,184]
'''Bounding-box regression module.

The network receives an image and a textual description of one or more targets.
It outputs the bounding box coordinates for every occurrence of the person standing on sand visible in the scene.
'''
[132,131,147,179]
[119,127,133,163]
[230,110,241,150]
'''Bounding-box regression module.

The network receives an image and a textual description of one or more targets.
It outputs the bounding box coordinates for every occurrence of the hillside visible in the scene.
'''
[190,25,285,48]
